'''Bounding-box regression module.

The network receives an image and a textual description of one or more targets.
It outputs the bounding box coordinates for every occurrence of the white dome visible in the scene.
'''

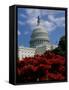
[30,25,50,48]
[30,16,50,48]
[32,26,48,34]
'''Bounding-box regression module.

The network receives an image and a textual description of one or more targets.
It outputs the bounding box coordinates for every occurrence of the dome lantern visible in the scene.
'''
[37,16,40,26]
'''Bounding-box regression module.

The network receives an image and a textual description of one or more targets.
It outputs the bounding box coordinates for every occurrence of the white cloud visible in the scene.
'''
[24,31,29,35]
[55,17,65,27]
[48,15,65,27]
[26,9,64,18]
[20,14,26,18]
[42,20,56,31]
[48,15,55,21]
[26,9,41,18]
[18,30,21,36]
[25,16,65,32]
[25,16,64,32]
[26,17,37,30]
[18,9,65,32]
[18,21,24,26]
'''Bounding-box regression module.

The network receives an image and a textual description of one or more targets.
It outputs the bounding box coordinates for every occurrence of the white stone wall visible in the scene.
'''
[51,44,58,50]
[18,47,36,60]
[35,45,46,55]
[18,44,57,60]
[35,44,51,55]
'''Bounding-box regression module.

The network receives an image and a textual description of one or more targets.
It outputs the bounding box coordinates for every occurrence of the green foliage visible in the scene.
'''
[52,47,65,56]
[52,36,66,56]
[59,36,66,51]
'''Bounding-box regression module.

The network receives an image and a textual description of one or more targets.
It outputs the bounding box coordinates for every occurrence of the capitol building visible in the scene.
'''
[18,17,57,60]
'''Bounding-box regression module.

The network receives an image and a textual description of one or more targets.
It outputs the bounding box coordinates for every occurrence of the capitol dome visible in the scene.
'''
[30,16,50,48]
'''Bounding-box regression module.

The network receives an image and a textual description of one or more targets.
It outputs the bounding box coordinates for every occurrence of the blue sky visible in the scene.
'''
[17,8,65,47]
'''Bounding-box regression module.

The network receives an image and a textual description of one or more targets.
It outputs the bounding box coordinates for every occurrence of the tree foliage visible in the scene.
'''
[52,36,66,56]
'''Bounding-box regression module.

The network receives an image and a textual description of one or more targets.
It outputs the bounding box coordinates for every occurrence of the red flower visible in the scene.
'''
[47,72,65,80]
[39,76,46,81]
[16,68,21,76]
[16,51,65,82]
[58,65,65,72]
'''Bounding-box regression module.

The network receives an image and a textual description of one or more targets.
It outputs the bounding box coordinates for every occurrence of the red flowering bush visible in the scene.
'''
[47,72,65,80]
[16,51,65,82]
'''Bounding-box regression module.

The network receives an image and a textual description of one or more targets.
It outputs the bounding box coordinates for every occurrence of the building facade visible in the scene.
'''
[18,17,57,60]
[18,46,36,60]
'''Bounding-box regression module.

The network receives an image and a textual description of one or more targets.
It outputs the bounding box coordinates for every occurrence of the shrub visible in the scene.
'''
[16,51,65,82]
